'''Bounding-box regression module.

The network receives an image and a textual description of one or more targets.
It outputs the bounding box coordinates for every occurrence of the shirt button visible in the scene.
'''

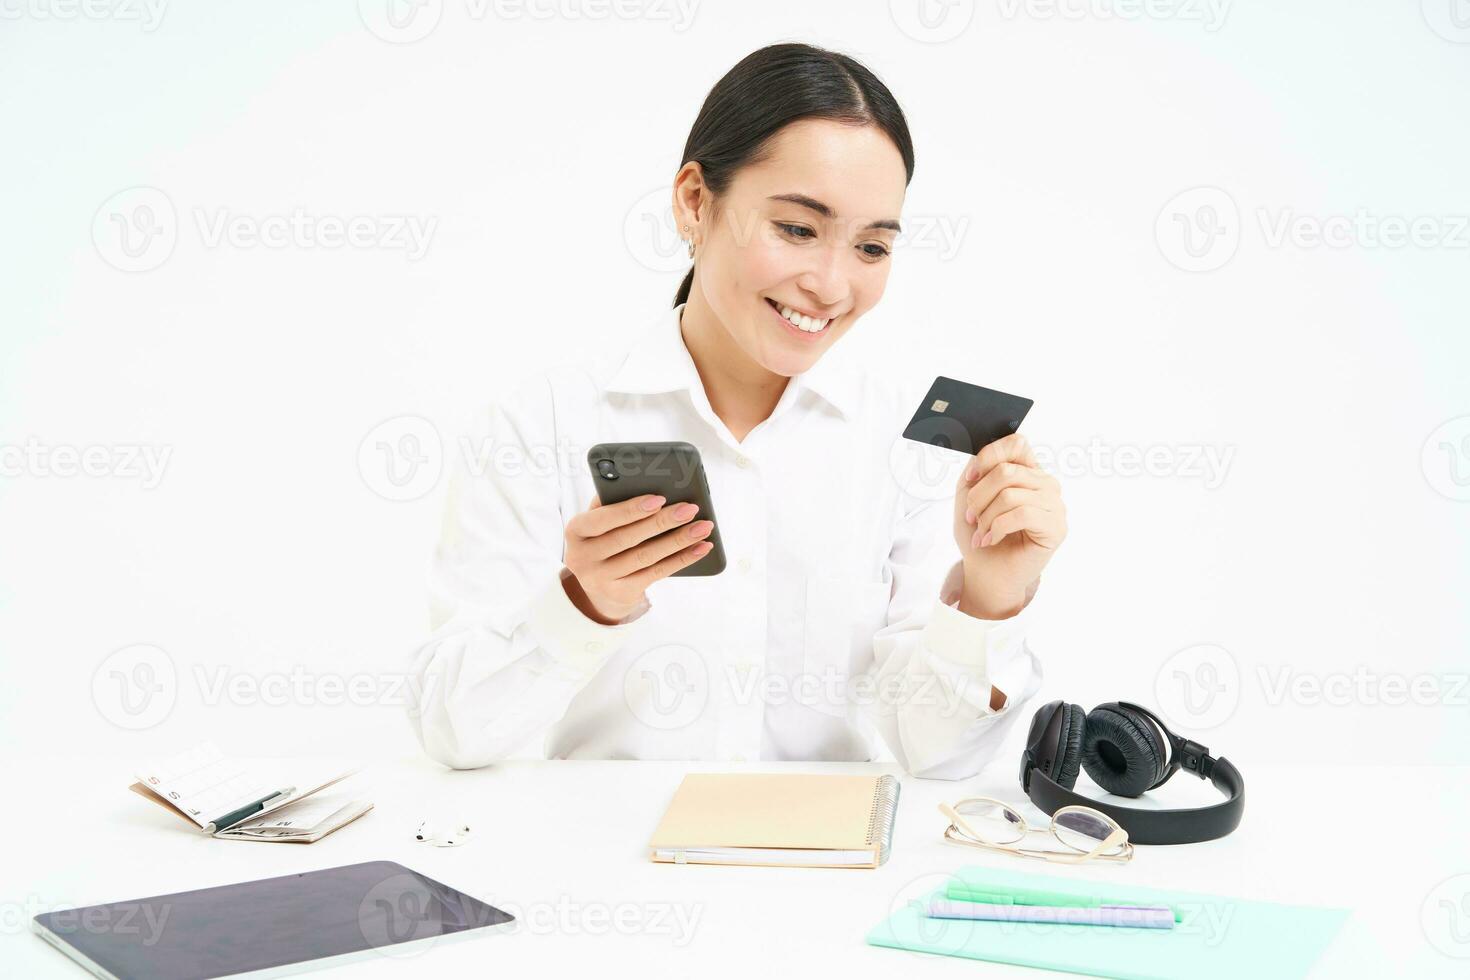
[735,455,750,469]
[584,641,604,653]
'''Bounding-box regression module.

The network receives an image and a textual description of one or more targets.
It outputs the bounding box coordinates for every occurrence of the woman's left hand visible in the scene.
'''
[952,432,1067,619]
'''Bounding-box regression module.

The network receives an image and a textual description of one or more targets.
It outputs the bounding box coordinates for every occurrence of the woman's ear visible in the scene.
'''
[671,161,707,240]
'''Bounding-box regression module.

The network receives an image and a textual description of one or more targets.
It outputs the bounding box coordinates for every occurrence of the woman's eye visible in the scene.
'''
[859,243,891,260]
[776,222,815,240]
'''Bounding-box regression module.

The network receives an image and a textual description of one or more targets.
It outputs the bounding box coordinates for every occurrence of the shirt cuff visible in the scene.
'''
[920,592,1032,712]
[525,568,648,675]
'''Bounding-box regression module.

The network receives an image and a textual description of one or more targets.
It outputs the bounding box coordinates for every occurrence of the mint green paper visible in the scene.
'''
[867,867,1348,980]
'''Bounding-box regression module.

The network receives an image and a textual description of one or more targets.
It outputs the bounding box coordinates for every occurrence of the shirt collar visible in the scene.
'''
[605,303,860,420]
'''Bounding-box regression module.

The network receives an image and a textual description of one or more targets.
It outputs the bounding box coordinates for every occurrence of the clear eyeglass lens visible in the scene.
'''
[1053,808,1126,854]
[952,799,1026,845]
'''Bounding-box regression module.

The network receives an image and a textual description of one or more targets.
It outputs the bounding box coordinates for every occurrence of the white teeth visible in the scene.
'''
[775,302,829,333]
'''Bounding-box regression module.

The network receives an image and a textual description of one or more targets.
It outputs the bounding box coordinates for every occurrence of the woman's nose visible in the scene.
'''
[795,248,848,310]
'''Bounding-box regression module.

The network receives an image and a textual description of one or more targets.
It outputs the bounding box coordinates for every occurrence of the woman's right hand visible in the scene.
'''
[562,494,714,624]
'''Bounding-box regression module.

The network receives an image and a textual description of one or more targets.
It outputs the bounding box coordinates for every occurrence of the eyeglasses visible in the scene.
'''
[939,797,1133,864]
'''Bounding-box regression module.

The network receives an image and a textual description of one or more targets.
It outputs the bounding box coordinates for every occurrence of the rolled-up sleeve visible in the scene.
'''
[405,381,646,769]
[865,492,1044,780]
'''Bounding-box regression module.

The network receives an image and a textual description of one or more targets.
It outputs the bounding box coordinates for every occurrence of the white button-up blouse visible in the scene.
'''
[406,303,1043,778]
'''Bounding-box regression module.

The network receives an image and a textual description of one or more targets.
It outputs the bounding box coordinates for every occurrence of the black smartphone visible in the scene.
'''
[586,441,726,576]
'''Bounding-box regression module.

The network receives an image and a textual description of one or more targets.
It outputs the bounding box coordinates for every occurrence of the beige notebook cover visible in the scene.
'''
[648,773,901,869]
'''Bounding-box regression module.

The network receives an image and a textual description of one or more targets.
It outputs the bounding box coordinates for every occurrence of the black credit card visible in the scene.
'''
[902,376,1033,456]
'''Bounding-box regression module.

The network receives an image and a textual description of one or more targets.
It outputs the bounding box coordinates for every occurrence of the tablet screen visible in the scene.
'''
[33,860,513,979]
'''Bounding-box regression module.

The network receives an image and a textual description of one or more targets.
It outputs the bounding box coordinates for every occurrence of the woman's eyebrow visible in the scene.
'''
[767,192,901,233]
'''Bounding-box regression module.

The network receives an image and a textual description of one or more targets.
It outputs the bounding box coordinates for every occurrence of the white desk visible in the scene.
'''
[6,756,1465,978]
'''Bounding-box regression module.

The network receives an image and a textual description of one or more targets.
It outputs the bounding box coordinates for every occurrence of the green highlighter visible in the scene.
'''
[946,880,1183,923]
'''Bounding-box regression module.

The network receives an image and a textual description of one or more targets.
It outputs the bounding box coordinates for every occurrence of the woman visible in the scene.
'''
[407,43,1066,778]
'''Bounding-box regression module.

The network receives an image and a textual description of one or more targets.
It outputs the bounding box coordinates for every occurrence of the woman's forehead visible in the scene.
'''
[731,119,908,216]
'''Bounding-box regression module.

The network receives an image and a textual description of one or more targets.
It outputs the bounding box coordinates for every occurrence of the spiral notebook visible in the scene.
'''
[648,773,901,869]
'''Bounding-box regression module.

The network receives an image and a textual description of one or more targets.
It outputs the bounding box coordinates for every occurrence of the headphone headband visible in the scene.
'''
[1019,700,1245,845]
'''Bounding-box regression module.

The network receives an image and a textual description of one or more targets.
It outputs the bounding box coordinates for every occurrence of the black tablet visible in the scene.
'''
[32,860,514,979]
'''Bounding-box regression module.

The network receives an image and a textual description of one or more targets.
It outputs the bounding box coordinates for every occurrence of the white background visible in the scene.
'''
[3,4,1468,772]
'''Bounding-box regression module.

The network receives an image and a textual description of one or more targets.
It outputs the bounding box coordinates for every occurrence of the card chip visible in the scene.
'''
[931,399,949,412]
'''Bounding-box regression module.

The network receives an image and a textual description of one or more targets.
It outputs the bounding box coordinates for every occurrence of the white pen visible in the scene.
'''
[926,898,1175,929]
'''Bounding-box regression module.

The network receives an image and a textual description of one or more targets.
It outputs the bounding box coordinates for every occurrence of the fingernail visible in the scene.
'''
[693,542,714,556]
[689,520,713,538]
[965,509,975,524]
[979,532,993,548]
[643,496,665,511]
[964,466,976,482]
[675,502,699,519]
[971,530,983,549]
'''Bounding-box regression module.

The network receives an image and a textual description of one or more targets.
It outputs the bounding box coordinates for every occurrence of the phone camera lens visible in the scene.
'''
[596,459,618,480]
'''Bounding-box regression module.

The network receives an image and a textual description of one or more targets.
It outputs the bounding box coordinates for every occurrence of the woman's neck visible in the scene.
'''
[679,289,788,443]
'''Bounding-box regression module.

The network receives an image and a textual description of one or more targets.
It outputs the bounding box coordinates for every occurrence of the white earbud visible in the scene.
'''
[414,819,473,847]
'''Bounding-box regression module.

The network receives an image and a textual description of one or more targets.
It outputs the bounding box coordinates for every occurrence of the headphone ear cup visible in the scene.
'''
[1081,703,1167,798]
[1050,702,1087,790]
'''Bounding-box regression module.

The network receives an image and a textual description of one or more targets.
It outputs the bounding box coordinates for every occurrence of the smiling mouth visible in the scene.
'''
[765,297,833,335]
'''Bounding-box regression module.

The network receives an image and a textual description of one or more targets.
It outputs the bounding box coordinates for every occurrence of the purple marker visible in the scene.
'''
[926,897,1175,929]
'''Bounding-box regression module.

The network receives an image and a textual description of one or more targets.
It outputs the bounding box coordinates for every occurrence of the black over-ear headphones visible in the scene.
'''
[1019,700,1245,845]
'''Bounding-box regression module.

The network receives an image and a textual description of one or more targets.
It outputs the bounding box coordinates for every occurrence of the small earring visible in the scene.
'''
[683,225,694,259]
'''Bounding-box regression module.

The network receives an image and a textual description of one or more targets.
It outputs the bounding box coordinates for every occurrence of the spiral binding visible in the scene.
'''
[865,775,902,866]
